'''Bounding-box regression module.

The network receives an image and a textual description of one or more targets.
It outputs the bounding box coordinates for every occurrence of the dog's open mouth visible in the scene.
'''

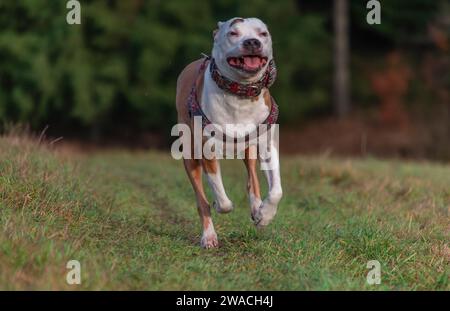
[227,55,268,73]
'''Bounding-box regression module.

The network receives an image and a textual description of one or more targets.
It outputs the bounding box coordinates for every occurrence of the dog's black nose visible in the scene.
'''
[243,38,262,51]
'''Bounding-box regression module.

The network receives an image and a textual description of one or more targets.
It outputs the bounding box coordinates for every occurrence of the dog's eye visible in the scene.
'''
[228,31,240,37]
[260,32,269,38]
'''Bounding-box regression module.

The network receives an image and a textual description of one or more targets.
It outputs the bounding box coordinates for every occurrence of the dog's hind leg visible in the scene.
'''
[183,158,218,249]
[202,158,234,214]
[243,145,262,219]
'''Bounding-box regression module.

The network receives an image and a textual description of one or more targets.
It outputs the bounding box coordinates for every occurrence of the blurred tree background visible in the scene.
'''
[0,0,448,158]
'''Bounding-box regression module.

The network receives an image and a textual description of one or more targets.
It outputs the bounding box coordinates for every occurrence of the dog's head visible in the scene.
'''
[212,17,273,82]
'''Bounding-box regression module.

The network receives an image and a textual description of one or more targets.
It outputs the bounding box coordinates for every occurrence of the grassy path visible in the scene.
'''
[0,137,448,290]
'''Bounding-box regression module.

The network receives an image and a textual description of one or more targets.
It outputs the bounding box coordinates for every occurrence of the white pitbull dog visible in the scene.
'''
[175,17,282,248]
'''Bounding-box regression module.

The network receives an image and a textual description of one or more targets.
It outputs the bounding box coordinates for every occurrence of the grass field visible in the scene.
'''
[0,134,448,290]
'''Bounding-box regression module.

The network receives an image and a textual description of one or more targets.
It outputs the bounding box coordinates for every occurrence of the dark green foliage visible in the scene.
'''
[0,0,442,135]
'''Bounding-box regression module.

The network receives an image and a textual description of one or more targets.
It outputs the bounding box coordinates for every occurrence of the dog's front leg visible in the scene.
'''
[244,145,262,218]
[253,140,282,228]
[202,158,234,214]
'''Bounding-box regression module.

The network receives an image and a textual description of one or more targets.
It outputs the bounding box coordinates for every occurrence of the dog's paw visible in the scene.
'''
[200,231,219,249]
[252,200,278,228]
[213,200,234,214]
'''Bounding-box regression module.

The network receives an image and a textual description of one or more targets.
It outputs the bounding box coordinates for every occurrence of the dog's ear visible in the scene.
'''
[213,21,224,40]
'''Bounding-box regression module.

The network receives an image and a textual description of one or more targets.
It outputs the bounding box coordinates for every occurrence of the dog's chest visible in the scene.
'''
[200,68,270,127]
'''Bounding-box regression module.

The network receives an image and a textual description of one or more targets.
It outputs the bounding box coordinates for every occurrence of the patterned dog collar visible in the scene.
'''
[210,58,277,98]
[188,57,279,133]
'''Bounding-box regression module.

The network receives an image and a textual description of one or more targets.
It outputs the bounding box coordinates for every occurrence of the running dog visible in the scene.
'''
[175,17,282,248]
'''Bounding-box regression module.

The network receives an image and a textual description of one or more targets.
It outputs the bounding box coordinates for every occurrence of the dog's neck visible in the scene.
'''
[201,64,275,132]
[209,58,277,98]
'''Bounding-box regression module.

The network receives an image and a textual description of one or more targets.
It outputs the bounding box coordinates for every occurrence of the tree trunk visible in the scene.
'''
[333,0,350,118]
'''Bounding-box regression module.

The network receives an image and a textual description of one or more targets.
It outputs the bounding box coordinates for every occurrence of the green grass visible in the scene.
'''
[0,134,448,290]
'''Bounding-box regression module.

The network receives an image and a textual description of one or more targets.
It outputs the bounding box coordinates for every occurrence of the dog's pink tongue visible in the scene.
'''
[243,56,261,69]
